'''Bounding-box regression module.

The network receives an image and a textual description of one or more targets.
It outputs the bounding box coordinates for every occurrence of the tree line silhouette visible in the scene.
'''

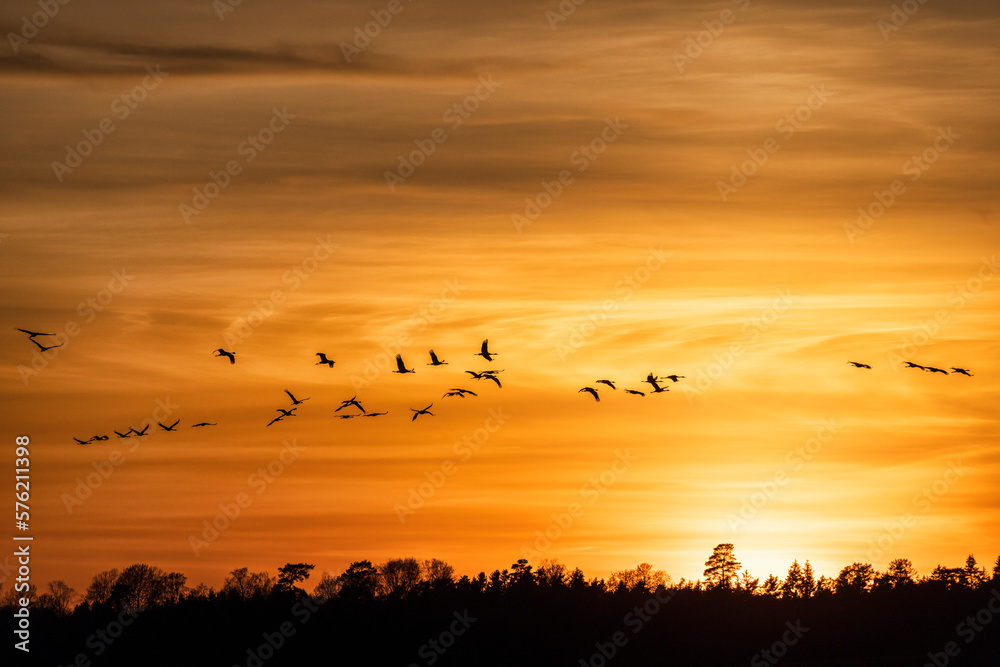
[5,546,999,665]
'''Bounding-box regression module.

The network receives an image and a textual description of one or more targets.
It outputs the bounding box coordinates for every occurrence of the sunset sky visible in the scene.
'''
[1,0,998,597]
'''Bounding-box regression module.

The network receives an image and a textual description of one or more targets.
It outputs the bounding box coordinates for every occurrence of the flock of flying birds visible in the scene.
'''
[238,340,505,425]
[16,327,63,352]
[46,337,505,443]
[847,360,974,375]
[15,327,977,442]
[575,359,976,402]
[577,372,686,402]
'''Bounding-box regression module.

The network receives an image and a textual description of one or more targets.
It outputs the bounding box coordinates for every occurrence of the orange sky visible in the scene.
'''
[1,0,998,596]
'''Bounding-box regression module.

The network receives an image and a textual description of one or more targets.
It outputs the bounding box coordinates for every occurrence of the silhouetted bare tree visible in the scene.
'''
[110,564,168,613]
[222,567,274,600]
[311,571,342,602]
[161,572,188,604]
[608,562,669,593]
[379,558,421,596]
[1,582,36,607]
[36,580,77,616]
[189,582,212,598]
[422,558,455,585]
[85,568,119,606]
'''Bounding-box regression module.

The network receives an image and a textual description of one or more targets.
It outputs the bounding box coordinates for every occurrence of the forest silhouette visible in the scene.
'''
[6,545,1000,666]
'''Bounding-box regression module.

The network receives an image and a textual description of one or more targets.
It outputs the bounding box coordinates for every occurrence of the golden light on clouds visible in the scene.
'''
[0,0,997,598]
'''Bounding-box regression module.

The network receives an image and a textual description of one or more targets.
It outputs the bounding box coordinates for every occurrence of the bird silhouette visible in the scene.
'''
[275,408,297,417]
[157,420,180,432]
[847,361,872,369]
[214,348,236,364]
[903,362,926,370]
[315,353,336,367]
[643,373,662,386]
[30,338,63,352]
[73,437,89,445]
[129,425,150,436]
[579,387,600,402]
[444,388,477,398]
[624,389,645,396]
[393,354,415,374]
[335,397,365,413]
[474,339,497,362]
[90,435,109,441]
[648,378,669,393]
[191,422,217,427]
[663,374,686,382]
[266,416,284,427]
[17,328,55,338]
[469,372,503,388]
[338,414,361,419]
[596,380,617,390]
[951,367,973,376]
[428,350,448,365]
[466,369,504,379]
[114,430,131,439]
[363,411,388,418]
[285,389,310,405]
[411,404,434,421]
[923,366,949,374]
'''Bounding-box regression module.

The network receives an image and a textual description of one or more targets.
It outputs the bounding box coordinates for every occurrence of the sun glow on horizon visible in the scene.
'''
[1,0,997,600]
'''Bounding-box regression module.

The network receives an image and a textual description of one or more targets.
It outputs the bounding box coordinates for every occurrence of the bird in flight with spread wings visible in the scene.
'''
[214,348,236,364]
[336,396,365,414]
[474,339,498,362]
[393,354,415,374]
[285,389,310,405]
[17,328,56,338]
[411,404,434,421]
